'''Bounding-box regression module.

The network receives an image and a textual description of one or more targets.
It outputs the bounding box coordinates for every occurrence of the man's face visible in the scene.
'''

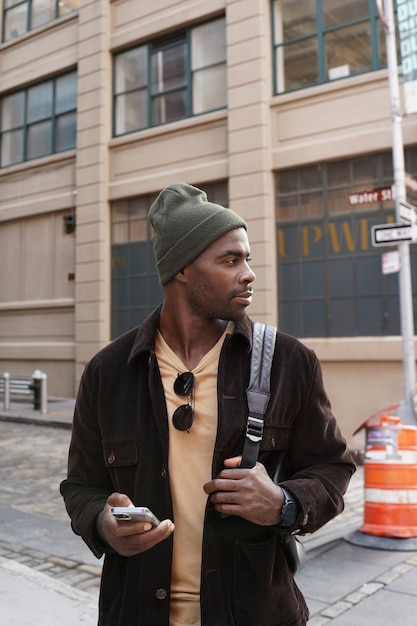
[184,227,256,321]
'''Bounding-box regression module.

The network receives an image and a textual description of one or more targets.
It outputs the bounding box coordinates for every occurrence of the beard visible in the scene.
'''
[187,282,250,322]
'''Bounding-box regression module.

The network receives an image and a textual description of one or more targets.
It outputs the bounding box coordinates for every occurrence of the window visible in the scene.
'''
[275,148,417,337]
[113,17,226,136]
[111,181,228,338]
[272,0,387,94]
[2,0,79,42]
[0,71,77,167]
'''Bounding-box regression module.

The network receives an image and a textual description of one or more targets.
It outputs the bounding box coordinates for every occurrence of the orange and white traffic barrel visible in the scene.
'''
[360,415,417,538]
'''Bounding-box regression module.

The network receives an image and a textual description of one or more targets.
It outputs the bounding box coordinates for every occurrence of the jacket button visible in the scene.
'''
[161,467,167,479]
[107,454,116,464]
[155,588,167,600]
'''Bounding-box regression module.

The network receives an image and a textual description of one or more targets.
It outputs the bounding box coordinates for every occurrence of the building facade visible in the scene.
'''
[0,0,416,444]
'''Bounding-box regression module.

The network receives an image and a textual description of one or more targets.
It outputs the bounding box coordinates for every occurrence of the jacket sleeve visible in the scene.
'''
[60,364,114,558]
[271,340,356,535]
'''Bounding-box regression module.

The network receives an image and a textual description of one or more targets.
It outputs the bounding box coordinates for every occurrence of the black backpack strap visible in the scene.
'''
[241,322,277,469]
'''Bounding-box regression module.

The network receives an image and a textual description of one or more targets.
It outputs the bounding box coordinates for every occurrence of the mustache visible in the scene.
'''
[231,287,253,297]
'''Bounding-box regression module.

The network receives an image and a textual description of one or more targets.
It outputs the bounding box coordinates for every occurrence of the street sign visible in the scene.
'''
[405,173,417,193]
[348,186,394,206]
[382,250,400,274]
[399,201,417,223]
[372,222,417,246]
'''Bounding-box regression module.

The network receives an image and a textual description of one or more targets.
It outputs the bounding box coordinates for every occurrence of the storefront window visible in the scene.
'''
[275,148,417,337]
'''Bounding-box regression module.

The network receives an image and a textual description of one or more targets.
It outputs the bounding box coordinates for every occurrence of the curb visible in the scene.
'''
[0,413,72,429]
[0,556,97,607]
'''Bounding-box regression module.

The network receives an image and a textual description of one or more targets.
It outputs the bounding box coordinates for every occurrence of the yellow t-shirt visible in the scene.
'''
[155,323,233,626]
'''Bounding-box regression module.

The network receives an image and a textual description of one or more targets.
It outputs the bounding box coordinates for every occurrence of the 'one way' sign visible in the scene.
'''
[371,222,417,247]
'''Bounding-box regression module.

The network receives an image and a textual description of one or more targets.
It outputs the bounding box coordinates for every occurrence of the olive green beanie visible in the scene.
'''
[149,183,247,286]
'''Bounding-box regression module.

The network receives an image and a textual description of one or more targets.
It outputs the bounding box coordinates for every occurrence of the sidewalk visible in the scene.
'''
[1,399,417,624]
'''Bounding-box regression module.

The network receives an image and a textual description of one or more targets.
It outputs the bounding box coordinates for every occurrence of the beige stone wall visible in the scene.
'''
[74,0,112,384]
[0,14,79,396]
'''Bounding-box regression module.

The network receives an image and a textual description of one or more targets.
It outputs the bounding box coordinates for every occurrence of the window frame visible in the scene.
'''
[0,70,77,168]
[275,148,417,338]
[271,0,386,95]
[112,17,226,137]
[2,0,80,43]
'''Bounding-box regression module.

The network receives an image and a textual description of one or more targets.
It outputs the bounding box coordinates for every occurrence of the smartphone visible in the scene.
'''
[111,506,160,527]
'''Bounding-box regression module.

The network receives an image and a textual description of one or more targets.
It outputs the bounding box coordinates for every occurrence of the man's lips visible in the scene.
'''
[233,289,253,304]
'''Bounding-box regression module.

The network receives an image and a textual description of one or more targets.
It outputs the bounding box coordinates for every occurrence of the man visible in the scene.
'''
[60,183,355,626]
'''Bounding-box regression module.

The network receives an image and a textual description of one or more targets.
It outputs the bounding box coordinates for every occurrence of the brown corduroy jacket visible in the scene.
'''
[60,306,355,626]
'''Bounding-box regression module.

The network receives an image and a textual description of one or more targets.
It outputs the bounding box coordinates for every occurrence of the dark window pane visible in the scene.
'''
[2,92,25,129]
[273,0,317,42]
[193,65,227,113]
[278,225,299,259]
[128,243,147,274]
[111,309,130,339]
[191,18,226,68]
[357,256,381,296]
[330,298,355,336]
[386,295,401,334]
[301,223,325,256]
[280,301,302,337]
[323,0,369,27]
[56,72,77,114]
[56,112,76,151]
[357,297,383,335]
[276,37,319,92]
[27,120,52,158]
[326,23,372,79]
[151,41,186,93]
[1,129,23,166]
[4,4,27,41]
[150,277,163,305]
[152,90,187,125]
[279,262,301,299]
[115,90,147,134]
[115,47,147,93]
[303,260,326,297]
[304,300,326,336]
[31,0,54,29]
[329,258,354,297]
[130,277,146,307]
[27,82,53,123]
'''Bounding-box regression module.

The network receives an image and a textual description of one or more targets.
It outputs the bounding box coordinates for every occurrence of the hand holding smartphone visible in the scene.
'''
[111,506,160,527]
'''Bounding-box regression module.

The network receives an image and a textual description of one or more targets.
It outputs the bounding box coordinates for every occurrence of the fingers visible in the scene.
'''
[222,455,242,469]
[107,492,134,508]
[98,494,174,557]
[203,461,282,525]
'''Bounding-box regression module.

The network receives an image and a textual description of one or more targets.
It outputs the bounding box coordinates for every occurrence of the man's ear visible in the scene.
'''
[175,268,187,283]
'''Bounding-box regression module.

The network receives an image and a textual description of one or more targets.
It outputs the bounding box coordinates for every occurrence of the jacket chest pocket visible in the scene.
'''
[103,438,139,467]
[102,438,139,495]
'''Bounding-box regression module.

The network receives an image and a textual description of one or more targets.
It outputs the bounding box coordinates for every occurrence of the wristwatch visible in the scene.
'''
[280,487,298,526]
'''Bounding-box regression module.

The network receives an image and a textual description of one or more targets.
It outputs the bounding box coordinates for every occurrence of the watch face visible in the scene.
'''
[282,500,298,526]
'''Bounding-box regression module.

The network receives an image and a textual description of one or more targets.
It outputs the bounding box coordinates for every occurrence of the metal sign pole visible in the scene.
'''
[377,0,416,424]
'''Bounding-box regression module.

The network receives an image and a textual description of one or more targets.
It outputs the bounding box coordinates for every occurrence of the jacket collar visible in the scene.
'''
[126,305,253,366]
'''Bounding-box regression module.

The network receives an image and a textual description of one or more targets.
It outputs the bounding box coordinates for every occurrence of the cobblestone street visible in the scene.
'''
[0,421,102,596]
[0,422,70,521]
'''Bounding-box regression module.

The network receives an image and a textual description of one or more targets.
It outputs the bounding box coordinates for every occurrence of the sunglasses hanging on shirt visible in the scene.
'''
[172,371,195,432]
